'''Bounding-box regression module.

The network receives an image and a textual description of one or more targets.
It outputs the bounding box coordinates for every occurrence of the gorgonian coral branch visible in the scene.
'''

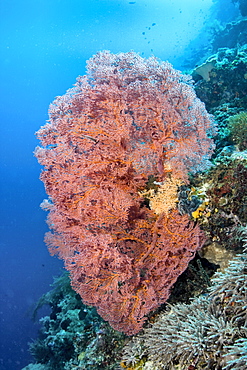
[35,51,215,334]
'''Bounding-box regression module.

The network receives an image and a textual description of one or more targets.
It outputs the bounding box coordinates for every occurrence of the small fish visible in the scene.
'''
[129,1,136,4]
[152,23,156,26]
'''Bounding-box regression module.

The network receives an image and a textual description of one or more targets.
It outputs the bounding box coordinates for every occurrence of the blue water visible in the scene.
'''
[0,0,239,369]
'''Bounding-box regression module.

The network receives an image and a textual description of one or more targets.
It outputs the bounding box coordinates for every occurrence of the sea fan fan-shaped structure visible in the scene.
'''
[35,51,216,335]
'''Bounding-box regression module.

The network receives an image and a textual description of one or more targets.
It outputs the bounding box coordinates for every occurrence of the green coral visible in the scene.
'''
[228,112,247,151]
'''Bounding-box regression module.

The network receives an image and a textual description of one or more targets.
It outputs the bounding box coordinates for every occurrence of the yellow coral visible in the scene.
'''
[140,176,182,215]
[191,201,210,219]
[120,358,146,370]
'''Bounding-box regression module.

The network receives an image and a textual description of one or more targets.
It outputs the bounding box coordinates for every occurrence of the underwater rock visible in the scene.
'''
[199,242,235,271]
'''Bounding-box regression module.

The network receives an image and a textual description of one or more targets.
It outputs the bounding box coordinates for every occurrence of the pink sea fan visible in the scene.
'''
[35,51,215,334]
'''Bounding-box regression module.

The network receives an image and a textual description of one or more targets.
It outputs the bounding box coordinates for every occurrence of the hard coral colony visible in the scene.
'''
[35,51,216,335]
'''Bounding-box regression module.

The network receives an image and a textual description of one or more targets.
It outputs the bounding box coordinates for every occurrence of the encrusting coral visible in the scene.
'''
[35,50,216,335]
